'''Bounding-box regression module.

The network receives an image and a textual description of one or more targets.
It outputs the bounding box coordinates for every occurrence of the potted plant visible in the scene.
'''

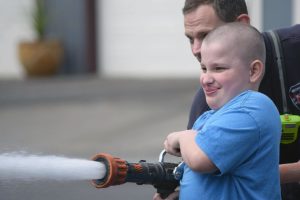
[18,0,63,77]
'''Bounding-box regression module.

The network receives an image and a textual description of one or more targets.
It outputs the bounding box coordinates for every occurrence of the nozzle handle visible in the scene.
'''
[159,150,167,162]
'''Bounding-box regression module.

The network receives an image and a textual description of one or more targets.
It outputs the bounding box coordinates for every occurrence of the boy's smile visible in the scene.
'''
[202,85,219,96]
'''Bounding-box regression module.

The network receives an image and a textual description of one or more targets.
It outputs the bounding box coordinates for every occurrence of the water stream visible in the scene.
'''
[0,152,106,182]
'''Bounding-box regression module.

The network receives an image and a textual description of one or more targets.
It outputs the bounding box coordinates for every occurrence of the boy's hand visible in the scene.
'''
[153,191,179,200]
[164,131,183,157]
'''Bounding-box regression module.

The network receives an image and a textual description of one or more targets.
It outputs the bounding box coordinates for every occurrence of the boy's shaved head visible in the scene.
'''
[203,22,266,67]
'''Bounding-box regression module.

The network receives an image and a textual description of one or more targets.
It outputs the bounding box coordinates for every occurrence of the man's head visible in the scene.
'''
[183,0,249,61]
[200,22,265,110]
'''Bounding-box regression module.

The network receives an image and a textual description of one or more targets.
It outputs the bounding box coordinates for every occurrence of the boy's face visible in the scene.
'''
[200,41,250,110]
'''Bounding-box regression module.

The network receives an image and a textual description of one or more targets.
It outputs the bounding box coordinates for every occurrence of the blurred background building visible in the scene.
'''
[0,0,299,79]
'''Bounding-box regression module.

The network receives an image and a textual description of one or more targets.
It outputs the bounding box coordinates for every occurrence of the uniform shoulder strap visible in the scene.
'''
[265,30,289,113]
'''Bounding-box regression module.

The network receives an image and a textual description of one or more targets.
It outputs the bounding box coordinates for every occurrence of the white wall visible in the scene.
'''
[96,0,199,78]
[292,0,300,25]
[246,0,263,31]
[0,0,35,79]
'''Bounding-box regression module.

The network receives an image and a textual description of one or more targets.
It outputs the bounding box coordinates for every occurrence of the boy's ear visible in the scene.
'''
[249,60,264,83]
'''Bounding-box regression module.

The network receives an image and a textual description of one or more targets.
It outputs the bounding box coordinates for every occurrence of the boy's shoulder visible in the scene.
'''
[237,91,280,121]
[245,90,273,103]
[243,90,276,106]
[226,90,273,109]
[220,90,279,120]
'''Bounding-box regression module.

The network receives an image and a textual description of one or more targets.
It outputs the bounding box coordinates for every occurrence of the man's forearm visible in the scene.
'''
[280,161,300,184]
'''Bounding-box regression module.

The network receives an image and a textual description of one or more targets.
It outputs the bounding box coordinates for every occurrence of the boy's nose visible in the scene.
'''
[201,73,214,85]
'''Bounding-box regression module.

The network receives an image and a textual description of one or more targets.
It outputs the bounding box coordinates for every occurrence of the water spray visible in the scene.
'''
[0,152,106,181]
[91,150,181,198]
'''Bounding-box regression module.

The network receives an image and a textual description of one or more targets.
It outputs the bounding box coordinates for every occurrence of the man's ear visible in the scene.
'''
[249,60,264,83]
[236,14,250,24]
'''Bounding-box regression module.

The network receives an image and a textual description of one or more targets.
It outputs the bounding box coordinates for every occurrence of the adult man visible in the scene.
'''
[154,0,300,199]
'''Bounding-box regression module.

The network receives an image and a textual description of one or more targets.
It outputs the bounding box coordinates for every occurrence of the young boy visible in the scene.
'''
[163,23,282,199]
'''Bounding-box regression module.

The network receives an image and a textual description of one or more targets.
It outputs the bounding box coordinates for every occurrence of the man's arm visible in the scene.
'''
[280,161,300,184]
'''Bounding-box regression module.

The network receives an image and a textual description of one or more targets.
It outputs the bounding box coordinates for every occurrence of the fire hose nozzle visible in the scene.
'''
[91,151,180,198]
[91,153,128,188]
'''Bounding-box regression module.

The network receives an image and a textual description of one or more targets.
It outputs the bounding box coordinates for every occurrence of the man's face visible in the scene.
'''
[200,41,251,110]
[184,5,225,62]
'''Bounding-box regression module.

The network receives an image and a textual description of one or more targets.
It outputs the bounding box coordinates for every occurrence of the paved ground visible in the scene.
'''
[0,76,198,200]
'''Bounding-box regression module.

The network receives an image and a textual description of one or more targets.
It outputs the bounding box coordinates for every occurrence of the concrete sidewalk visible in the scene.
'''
[0,76,199,200]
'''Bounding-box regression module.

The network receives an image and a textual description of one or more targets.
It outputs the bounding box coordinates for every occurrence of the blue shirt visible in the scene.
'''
[180,90,281,200]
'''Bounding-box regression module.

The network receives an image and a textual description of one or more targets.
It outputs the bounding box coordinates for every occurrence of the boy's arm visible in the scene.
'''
[164,130,218,173]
